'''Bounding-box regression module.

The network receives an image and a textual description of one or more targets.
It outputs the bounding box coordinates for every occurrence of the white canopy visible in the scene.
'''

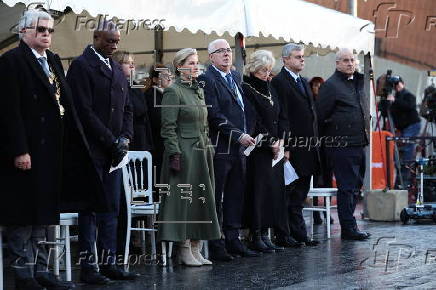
[3,0,374,54]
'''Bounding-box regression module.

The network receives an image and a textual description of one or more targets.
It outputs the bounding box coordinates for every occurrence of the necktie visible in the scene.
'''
[38,57,50,77]
[225,73,244,110]
[296,77,306,96]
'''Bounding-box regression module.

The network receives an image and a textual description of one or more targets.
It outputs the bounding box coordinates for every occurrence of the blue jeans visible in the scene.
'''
[400,122,421,186]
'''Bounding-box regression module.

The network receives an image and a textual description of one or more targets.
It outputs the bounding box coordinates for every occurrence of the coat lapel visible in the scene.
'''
[209,66,241,106]
[20,41,52,92]
[83,45,113,80]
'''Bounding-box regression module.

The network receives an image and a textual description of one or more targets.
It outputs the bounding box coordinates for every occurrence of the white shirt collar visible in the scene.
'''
[348,75,354,80]
[31,48,47,59]
[90,45,111,69]
[212,65,230,78]
[284,66,300,81]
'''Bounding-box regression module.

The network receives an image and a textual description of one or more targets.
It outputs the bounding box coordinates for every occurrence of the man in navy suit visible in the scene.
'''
[198,39,259,261]
[67,21,136,284]
[271,43,320,247]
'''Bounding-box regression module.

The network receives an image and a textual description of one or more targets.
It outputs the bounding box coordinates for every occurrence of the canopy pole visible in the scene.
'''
[362,52,373,218]
[234,32,246,78]
[154,26,164,64]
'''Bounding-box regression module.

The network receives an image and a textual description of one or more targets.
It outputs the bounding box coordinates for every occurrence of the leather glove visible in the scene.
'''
[111,137,129,167]
[169,153,181,172]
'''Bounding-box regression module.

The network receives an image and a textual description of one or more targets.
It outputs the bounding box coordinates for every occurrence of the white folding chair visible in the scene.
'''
[53,213,78,281]
[303,177,338,239]
[122,151,160,267]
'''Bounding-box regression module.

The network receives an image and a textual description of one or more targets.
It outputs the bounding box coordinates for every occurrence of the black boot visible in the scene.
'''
[314,211,323,225]
[250,230,274,253]
[261,229,284,252]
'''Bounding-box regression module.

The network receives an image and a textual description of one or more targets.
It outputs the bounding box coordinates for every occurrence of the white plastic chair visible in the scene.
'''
[53,213,78,281]
[302,177,338,239]
[122,151,160,267]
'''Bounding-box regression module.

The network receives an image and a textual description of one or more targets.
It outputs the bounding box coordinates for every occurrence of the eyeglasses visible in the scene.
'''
[27,26,55,34]
[211,48,232,54]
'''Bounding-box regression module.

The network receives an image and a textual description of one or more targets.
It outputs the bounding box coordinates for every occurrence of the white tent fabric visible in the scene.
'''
[4,0,374,54]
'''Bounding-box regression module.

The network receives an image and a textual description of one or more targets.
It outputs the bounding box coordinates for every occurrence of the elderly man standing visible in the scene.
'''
[67,21,136,284]
[198,39,259,261]
[316,48,371,241]
[0,9,100,290]
[271,43,319,247]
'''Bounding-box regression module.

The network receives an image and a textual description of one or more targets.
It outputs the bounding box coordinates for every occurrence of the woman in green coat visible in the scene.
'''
[158,48,221,266]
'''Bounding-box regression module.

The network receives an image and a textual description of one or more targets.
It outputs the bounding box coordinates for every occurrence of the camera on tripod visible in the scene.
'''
[376,69,402,117]
[421,85,436,122]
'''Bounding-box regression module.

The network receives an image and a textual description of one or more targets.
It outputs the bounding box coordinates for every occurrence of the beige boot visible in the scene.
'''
[177,239,202,266]
[191,240,212,265]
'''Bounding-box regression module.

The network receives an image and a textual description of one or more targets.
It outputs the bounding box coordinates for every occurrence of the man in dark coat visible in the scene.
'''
[0,9,101,290]
[198,39,258,261]
[66,22,136,284]
[271,43,320,247]
[317,48,371,241]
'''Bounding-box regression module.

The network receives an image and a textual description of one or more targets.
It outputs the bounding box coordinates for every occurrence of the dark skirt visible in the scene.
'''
[244,148,288,230]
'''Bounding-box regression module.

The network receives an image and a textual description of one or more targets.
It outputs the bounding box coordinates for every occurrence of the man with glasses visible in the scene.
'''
[0,9,99,290]
[198,39,259,261]
[67,21,136,284]
[271,43,320,247]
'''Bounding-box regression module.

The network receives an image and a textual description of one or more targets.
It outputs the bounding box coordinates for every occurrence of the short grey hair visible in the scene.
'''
[336,48,354,61]
[244,50,275,75]
[208,39,229,54]
[173,48,197,75]
[282,43,304,57]
[18,9,53,39]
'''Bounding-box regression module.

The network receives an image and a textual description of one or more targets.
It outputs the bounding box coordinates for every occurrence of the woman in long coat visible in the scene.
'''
[242,50,289,253]
[158,48,220,266]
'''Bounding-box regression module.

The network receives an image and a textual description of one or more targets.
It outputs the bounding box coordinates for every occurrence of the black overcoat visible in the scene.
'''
[271,67,320,177]
[0,41,104,225]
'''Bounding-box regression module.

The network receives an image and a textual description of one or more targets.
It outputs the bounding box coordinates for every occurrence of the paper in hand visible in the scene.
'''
[109,154,129,173]
[284,160,299,185]
[272,147,284,167]
[243,134,264,156]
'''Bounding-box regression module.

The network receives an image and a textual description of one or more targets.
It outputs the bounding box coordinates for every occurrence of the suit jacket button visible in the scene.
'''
[41,116,45,123]
[112,107,115,112]
[41,139,45,145]
[33,94,38,100]
[100,136,104,141]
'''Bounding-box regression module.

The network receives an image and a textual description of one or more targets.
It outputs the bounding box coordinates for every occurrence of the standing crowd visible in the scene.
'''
[0,9,371,290]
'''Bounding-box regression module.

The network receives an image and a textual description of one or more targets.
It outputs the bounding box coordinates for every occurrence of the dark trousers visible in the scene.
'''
[78,168,122,269]
[286,176,311,242]
[327,146,366,232]
[7,226,50,279]
[210,155,246,249]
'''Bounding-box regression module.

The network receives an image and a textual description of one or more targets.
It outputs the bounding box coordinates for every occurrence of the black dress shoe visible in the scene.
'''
[303,240,320,247]
[275,236,303,248]
[15,278,45,290]
[261,235,285,252]
[100,265,139,280]
[35,273,75,290]
[341,230,370,241]
[209,247,234,262]
[226,239,261,257]
[313,212,323,225]
[250,234,274,253]
[80,269,111,285]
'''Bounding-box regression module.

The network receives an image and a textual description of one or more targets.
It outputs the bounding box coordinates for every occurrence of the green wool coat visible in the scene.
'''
[157,78,221,242]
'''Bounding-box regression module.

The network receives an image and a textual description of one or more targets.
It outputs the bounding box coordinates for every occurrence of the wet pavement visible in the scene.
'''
[4,203,436,289]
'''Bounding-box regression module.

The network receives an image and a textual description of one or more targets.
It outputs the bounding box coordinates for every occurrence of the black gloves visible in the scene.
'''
[169,153,181,172]
[111,137,129,167]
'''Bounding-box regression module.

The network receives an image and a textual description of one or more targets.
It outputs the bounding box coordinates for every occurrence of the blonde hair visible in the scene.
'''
[112,50,133,64]
[173,48,197,75]
[244,50,275,75]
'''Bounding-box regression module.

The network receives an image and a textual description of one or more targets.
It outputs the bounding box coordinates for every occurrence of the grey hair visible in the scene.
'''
[18,9,53,39]
[336,48,354,61]
[282,43,304,57]
[173,48,197,75]
[207,39,229,54]
[244,50,275,75]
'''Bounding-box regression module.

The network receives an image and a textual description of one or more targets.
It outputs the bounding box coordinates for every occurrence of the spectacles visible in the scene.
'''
[27,26,55,34]
[211,48,232,54]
